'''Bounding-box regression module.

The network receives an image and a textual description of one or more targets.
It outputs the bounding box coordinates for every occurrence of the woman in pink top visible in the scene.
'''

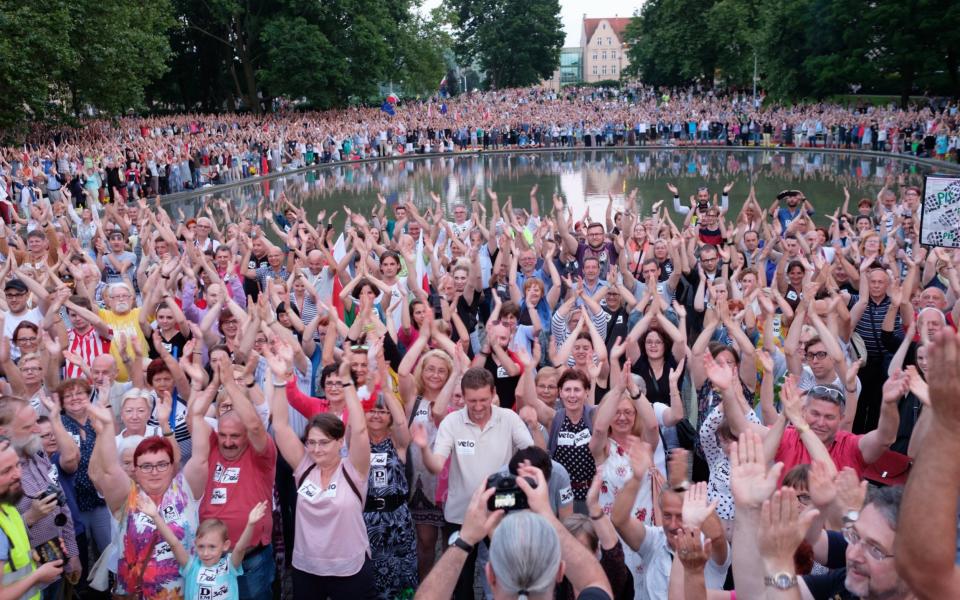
[266,340,375,599]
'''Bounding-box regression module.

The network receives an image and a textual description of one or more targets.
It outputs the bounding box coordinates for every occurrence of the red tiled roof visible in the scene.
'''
[583,17,632,45]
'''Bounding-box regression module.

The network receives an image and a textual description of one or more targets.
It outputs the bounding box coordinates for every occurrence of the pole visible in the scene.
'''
[752,52,758,107]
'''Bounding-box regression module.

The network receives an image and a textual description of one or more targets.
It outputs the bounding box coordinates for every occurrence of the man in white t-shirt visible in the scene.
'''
[611,446,730,600]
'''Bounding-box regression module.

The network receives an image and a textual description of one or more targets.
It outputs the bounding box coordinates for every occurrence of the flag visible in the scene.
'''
[440,103,447,115]
[415,232,430,294]
[331,233,348,320]
[381,101,396,116]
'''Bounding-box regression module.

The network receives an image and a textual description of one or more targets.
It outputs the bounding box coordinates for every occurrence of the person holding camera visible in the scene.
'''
[0,395,82,599]
[417,465,613,600]
[0,437,67,600]
[411,367,534,600]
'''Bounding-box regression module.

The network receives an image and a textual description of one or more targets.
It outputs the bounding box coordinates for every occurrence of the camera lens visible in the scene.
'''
[54,512,67,527]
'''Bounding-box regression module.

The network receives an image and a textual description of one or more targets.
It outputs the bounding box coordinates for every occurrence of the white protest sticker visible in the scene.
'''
[557,431,575,446]
[574,429,592,447]
[455,439,476,456]
[370,453,388,467]
[297,479,322,502]
[559,486,574,504]
[209,488,227,505]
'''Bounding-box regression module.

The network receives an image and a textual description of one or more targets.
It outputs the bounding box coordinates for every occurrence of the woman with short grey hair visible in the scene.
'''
[488,512,561,599]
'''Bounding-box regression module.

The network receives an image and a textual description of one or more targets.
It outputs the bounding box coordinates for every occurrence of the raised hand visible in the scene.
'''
[627,436,653,481]
[758,488,820,568]
[730,431,782,509]
[669,355,687,387]
[410,422,428,449]
[156,390,173,424]
[681,481,718,529]
[675,527,712,572]
[835,467,867,513]
[247,500,268,525]
[702,352,733,392]
[807,459,838,509]
[137,492,159,520]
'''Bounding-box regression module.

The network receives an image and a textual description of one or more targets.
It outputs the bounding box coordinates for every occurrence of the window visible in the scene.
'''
[593,65,598,75]
[612,65,616,74]
[607,37,612,45]
[602,65,607,75]
[602,23,607,29]
[597,38,602,46]
[611,50,616,59]
[602,51,607,60]
[593,53,598,60]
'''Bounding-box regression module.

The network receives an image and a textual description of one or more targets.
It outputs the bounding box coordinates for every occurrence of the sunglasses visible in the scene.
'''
[809,385,845,405]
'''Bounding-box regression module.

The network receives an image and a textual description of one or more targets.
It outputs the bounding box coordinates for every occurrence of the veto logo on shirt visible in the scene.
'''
[455,439,476,455]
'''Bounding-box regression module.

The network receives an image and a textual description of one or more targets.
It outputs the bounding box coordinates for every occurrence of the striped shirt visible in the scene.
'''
[65,327,111,379]
[853,295,902,359]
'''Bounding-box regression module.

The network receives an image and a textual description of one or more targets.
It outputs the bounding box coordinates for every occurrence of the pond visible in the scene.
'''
[169,148,960,228]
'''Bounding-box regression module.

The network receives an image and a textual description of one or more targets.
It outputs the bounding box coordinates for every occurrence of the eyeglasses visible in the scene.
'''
[796,493,812,506]
[350,344,369,352]
[254,338,267,344]
[843,526,894,561]
[324,381,344,389]
[137,461,171,474]
[305,438,336,449]
[21,367,42,374]
[805,351,829,361]
[15,337,38,344]
[4,292,25,299]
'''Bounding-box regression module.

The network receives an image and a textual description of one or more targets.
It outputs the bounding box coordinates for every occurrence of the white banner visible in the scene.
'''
[920,174,960,248]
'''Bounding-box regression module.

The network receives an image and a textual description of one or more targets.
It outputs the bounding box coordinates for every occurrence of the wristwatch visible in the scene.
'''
[764,572,798,589]
[448,530,475,554]
[842,510,859,526]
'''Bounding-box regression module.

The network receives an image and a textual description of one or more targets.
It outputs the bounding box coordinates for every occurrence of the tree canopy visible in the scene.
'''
[623,0,960,105]
[445,0,564,89]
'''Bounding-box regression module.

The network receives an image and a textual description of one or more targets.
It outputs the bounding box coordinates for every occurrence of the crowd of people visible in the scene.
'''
[2,85,959,212]
[0,131,957,600]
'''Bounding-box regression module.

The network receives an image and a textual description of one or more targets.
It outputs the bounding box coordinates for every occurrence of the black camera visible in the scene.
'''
[43,484,68,527]
[486,473,537,512]
[697,203,709,211]
[44,484,67,508]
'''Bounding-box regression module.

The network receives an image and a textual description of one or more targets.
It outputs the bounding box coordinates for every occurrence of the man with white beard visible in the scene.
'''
[0,396,82,597]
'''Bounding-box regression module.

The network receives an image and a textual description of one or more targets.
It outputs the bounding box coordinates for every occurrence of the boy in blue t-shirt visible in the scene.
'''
[138,495,268,600]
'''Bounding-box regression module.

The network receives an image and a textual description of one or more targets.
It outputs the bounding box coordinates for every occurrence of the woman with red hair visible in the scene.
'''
[87,397,209,599]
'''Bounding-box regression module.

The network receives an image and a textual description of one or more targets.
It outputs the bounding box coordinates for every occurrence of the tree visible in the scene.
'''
[63,0,174,115]
[622,0,718,87]
[0,0,74,134]
[446,0,563,89]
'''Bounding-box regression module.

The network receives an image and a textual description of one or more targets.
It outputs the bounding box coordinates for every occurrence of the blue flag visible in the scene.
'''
[381,101,396,116]
[440,103,447,115]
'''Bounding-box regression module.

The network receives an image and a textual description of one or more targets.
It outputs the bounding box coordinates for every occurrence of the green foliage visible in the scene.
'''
[446,0,564,89]
[624,0,960,105]
[0,0,171,134]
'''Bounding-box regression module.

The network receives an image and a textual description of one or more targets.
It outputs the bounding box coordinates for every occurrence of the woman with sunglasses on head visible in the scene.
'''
[264,338,376,600]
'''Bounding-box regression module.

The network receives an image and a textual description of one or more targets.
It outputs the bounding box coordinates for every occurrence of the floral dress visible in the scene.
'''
[115,473,199,599]
[598,438,656,598]
[364,438,418,599]
[408,397,443,526]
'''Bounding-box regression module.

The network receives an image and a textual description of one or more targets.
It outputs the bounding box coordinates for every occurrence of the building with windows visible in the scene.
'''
[544,47,583,90]
[542,15,633,90]
[580,16,631,83]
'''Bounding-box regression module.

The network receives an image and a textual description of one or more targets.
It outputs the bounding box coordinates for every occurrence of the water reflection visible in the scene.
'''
[171,149,959,225]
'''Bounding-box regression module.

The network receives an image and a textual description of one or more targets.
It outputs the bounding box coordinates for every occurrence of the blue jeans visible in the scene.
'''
[238,544,275,600]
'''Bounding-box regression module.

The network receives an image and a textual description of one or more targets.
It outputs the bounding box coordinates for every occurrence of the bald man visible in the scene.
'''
[197,368,276,600]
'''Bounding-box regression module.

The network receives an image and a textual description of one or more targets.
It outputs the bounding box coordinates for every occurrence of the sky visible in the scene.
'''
[421,0,643,48]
